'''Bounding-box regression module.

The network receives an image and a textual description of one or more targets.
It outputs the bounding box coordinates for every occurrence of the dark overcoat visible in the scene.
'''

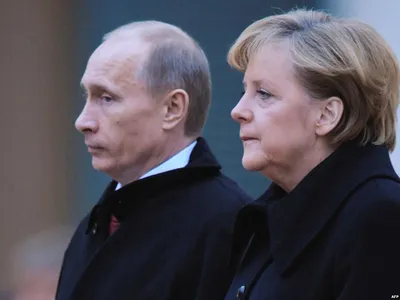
[56,138,252,300]
[225,141,400,300]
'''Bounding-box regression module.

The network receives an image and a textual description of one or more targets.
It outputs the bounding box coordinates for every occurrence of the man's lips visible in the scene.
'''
[86,144,104,153]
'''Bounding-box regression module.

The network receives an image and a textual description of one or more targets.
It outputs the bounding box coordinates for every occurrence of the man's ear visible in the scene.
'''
[315,97,344,137]
[162,89,189,131]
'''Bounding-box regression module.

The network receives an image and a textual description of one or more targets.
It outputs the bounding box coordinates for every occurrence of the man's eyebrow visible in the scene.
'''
[80,82,109,92]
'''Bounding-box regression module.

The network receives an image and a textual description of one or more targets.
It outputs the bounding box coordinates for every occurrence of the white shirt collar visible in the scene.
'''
[115,140,197,190]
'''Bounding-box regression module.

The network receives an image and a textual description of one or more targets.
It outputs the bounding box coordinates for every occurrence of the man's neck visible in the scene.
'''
[116,135,197,186]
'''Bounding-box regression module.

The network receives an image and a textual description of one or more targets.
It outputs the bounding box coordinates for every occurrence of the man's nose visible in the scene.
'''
[75,104,99,133]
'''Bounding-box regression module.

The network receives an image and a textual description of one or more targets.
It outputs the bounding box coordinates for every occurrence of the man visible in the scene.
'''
[56,21,252,300]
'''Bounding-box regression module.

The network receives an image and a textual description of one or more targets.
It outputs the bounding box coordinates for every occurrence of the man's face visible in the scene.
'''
[76,39,166,183]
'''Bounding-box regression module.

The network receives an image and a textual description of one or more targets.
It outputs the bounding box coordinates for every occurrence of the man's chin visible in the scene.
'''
[91,158,114,174]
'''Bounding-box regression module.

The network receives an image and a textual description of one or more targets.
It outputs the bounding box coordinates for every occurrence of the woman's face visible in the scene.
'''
[231,42,323,185]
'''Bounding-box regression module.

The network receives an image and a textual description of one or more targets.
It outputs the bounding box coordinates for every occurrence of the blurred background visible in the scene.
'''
[1,0,399,299]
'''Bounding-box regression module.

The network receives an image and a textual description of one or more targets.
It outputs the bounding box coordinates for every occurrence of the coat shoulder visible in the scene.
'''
[328,178,400,299]
[344,177,400,222]
[206,173,253,203]
[331,177,400,258]
[187,172,253,208]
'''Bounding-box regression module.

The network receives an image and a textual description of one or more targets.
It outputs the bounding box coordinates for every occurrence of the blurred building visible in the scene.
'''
[0,1,75,295]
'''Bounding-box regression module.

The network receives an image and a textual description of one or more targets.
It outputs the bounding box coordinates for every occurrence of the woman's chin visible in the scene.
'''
[242,156,264,172]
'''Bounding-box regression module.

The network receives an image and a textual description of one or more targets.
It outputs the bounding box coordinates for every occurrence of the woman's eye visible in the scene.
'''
[257,89,272,100]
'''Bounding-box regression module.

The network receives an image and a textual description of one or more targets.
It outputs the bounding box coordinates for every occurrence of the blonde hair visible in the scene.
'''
[228,9,400,151]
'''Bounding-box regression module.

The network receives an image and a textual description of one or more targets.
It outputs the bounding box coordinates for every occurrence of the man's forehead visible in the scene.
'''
[81,66,137,93]
[88,41,142,68]
[82,40,147,89]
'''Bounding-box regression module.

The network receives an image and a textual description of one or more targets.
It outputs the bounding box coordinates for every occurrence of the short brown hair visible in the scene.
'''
[228,9,400,151]
[104,21,211,137]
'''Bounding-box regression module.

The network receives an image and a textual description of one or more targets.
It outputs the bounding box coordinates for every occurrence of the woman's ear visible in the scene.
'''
[315,97,344,137]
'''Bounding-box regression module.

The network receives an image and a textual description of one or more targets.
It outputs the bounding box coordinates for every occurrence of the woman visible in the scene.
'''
[224,8,400,300]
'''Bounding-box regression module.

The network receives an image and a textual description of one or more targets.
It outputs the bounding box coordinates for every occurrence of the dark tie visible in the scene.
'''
[109,215,120,235]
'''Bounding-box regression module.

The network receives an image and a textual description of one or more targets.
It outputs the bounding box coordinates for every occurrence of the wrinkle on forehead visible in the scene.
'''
[83,39,148,90]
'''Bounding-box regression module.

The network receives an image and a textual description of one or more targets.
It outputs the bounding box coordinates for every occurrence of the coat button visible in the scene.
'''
[236,285,246,299]
[91,223,98,235]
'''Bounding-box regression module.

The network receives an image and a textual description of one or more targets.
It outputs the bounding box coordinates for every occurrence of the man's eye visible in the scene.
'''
[101,95,113,102]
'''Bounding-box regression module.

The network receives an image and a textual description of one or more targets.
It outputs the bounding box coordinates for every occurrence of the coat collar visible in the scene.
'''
[85,137,221,235]
[251,141,399,275]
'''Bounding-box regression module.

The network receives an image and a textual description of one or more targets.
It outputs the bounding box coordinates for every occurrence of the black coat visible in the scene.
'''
[56,138,252,300]
[225,141,400,300]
